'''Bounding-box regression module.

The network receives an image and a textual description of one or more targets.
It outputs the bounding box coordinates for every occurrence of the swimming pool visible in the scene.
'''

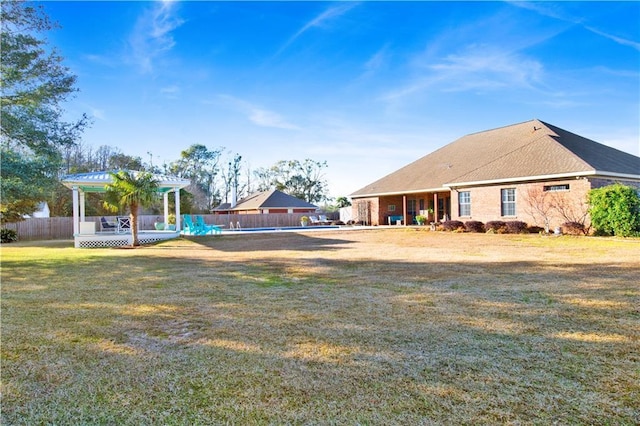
[223,225,340,233]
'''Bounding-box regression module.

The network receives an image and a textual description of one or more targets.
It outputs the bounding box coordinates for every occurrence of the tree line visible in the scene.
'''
[59,142,332,217]
[1,1,336,223]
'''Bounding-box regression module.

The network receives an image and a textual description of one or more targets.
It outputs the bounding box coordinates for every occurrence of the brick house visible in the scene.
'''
[350,119,640,229]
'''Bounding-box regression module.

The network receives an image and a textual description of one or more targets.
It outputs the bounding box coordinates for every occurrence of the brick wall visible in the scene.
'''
[589,177,640,191]
[352,197,379,225]
[453,178,592,230]
[354,177,639,229]
[379,195,403,225]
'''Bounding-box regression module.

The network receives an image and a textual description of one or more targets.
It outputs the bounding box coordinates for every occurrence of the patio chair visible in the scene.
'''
[309,215,320,225]
[319,214,329,224]
[195,215,222,235]
[116,216,131,234]
[100,217,116,232]
[182,214,201,235]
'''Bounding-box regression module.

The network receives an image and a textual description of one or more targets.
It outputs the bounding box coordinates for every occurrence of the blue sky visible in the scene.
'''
[42,1,639,198]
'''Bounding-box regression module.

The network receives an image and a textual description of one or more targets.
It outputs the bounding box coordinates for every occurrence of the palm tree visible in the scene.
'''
[103,171,159,247]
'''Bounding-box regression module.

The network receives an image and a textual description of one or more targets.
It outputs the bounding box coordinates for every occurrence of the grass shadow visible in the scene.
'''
[2,231,639,424]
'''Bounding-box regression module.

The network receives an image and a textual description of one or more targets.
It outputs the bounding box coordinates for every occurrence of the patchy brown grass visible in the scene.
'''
[2,229,639,424]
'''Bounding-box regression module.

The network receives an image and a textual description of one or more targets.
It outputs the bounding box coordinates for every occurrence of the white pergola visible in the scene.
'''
[61,170,190,247]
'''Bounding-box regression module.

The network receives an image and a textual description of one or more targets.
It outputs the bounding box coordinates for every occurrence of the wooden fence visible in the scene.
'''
[3,213,338,241]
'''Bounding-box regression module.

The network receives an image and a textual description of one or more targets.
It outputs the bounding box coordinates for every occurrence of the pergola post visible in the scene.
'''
[72,186,80,236]
[174,189,181,231]
[80,191,86,222]
[163,192,169,224]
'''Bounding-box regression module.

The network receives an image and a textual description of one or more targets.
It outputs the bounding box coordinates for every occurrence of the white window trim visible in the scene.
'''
[459,191,471,217]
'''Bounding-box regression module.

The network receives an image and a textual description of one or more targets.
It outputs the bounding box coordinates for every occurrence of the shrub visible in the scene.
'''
[505,221,528,234]
[415,215,427,225]
[464,221,485,233]
[562,221,587,236]
[588,183,640,237]
[1,228,18,243]
[485,221,507,233]
[441,220,465,232]
[527,226,546,234]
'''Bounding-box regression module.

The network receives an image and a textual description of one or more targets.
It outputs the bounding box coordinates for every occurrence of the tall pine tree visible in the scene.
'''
[1,1,88,222]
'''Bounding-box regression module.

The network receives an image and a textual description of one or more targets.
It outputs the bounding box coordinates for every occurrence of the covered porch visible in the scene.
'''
[62,171,190,248]
[353,190,452,226]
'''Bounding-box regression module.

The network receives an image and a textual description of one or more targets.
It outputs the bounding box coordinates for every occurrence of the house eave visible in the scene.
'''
[444,171,595,188]
[351,171,640,198]
[351,187,447,198]
[591,171,640,181]
[444,170,640,188]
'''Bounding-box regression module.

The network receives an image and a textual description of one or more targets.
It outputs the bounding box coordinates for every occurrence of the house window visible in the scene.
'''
[407,199,417,216]
[458,191,471,216]
[388,205,396,212]
[501,189,516,216]
[544,184,570,192]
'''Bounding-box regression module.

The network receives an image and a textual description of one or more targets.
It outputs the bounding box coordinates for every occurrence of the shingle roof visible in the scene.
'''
[212,203,232,211]
[351,119,640,197]
[230,189,317,211]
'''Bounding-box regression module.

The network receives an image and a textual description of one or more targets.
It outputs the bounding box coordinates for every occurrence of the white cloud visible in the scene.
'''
[128,1,184,73]
[506,1,569,21]
[509,1,640,51]
[365,46,388,72]
[384,44,543,100]
[431,45,543,90]
[585,26,640,51]
[160,85,181,99]
[90,106,106,121]
[216,95,299,130]
[361,44,391,79]
[248,109,298,130]
[274,2,359,57]
[84,54,116,68]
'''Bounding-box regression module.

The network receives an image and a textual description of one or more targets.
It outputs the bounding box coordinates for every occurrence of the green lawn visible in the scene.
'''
[2,230,639,425]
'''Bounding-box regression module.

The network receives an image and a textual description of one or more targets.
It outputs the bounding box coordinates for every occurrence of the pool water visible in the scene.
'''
[225,225,340,233]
